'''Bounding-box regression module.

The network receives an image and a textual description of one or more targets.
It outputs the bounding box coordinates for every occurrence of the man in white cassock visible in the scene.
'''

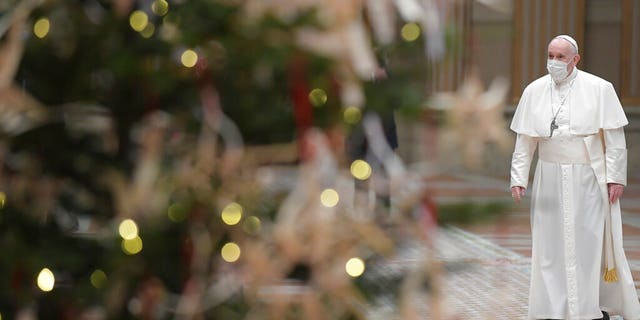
[510,35,640,320]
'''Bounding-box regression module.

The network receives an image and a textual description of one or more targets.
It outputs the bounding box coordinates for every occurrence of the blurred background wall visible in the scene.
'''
[397,0,640,179]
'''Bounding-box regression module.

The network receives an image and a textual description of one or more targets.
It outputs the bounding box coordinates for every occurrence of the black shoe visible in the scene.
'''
[595,311,609,320]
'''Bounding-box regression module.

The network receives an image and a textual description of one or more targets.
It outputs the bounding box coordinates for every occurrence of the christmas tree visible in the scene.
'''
[0,1,510,319]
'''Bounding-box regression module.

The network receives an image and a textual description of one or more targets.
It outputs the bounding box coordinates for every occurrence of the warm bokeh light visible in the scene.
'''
[33,18,50,39]
[168,202,188,222]
[33,18,51,39]
[37,268,55,292]
[350,160,372,180]
[129,10,149,32]
[221,242,241,262]
[401,22,421,42]
[309,88,328,107]
[122,236,143,255]
[140,23,155,38]
[345,257,366,277]
[90,269,107,289]
[243,216,262,235]
[343,106,362,124]
[181,49,198,67]
[320,189,339,208]
[118,219,138,240]
[0,192,5,208]
[221,202,243,225]
[151,0,170,16]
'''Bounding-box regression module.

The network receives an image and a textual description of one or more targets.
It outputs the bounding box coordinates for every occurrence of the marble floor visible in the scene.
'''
[367,172,640,319]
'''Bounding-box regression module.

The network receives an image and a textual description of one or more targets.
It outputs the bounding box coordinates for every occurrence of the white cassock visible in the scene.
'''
[510,68,640,319]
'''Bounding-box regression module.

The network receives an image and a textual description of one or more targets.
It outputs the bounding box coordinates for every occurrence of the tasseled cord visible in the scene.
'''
[603,198,618,283]
[595,130,618,283]
[604,268,618,283]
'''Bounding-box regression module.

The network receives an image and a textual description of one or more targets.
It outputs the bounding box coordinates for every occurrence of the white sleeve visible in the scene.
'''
[603,127,627,185]
[510,134,538,189]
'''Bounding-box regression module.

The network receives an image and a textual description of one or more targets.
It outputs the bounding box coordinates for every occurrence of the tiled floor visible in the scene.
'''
[410,173,640,319]
[435,227,531,319]
[366,227,531,319]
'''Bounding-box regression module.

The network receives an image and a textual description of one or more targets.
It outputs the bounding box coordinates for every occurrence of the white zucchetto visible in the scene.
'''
[554,34,579,53]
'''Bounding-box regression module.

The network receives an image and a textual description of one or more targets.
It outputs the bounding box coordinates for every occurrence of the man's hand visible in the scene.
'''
[608,183,624,204]
[511,186,526,204]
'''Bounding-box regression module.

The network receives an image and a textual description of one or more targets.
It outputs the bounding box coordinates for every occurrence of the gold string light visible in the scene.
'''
[345,257,365,277]
[401,22,421,42]
[122,236,143,255]
[90,269,108,289]
[140,23,155,38]
[151,0,169,16]
[320,188,339,207]
[129,11,149,32]
[33,18,50,39]
[221,242,241,262]
[350,160,372,180]
[343,106,362,124]
[181,49,198,68]
[243,216,262,235]
[118,219,138,240]
[221,202,243,225]
[37,268,55,292]
[309,88,328,107]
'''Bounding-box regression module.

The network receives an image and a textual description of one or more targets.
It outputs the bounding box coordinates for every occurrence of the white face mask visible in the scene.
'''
[547,59,572,82]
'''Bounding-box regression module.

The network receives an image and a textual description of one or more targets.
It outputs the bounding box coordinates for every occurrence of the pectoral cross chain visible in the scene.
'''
[548,78,575,138]
[549,119,559,138]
